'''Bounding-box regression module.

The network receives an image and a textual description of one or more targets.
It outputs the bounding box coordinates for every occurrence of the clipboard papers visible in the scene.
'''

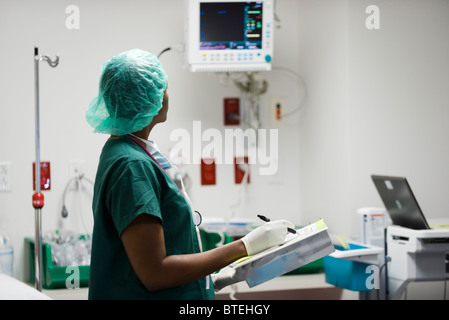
[230,219,335,288]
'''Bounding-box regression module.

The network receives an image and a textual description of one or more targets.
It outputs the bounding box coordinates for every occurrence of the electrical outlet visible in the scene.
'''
[270,96,287,126]
[69,160,85,178]
[0,162,12,191]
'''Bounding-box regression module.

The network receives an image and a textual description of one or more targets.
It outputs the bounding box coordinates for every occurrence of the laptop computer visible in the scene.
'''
[371,175,430,230]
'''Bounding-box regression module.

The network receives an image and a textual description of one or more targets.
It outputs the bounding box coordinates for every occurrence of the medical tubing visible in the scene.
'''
[226,164,249,232]
[157,43,185,59]
[157,47,172,58]
[171,161,194,209]
[61,175,94,230]
[128,135,181,194]
[127,134,196,208]
[271,66,307,118]
[61,176,77,217]
[127,135,200,226]
[126,136,197,218]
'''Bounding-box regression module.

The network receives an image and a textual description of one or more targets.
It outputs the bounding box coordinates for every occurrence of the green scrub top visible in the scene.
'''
[88,136,215,300]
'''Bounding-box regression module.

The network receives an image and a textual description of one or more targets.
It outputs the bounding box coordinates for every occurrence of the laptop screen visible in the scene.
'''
[371,175,430,230]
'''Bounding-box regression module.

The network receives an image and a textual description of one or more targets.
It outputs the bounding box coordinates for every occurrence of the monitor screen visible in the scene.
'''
[185,0,274,72]
[199,2,263,50]
[371,175,430,230]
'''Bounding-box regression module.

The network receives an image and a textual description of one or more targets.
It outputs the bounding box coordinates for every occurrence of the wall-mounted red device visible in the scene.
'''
[201,158,216,185]
[33,161,51,191]
[224,98,240,126]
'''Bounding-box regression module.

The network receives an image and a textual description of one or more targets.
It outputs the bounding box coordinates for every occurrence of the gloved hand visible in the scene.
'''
[241,220,295,256]
[211,265,250,292]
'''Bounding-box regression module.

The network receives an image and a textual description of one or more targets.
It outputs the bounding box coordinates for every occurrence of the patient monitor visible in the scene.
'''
[185,0,274,72]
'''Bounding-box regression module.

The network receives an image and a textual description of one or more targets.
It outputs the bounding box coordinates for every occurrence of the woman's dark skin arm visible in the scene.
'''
[121,213,247,292]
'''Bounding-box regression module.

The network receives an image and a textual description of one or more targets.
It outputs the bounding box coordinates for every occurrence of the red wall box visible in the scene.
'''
[224,98,240,126]
[33,161,51,191]
[201,158,216,185]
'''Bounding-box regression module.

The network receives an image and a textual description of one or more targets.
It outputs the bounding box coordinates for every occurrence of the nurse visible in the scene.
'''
[86,49,294,299]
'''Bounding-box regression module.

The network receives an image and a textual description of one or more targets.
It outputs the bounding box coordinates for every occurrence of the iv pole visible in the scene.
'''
[32,47,59,291]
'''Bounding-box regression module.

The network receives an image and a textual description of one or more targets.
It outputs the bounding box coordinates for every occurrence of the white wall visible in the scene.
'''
[297,0,449,238]
[1,1,448,298]
[346,0,449,224]
[296,1,351,233]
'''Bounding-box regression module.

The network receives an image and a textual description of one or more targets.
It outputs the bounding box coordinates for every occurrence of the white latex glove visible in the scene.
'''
[211,265,250,292]
[241,220,295,256]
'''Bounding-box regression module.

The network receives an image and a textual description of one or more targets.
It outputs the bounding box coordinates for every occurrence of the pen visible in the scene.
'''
[257,214,296,234]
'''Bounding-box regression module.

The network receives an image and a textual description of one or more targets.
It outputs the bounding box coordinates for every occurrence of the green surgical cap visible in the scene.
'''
[86,49,168,135]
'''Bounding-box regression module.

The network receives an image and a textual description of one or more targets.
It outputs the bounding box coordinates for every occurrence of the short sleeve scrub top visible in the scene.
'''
[88,136,214,300]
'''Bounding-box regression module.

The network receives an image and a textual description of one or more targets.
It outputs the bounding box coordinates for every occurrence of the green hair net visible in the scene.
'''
[86,49,168,135]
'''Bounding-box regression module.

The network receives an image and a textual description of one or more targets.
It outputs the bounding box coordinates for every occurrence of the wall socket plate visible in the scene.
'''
[270,96,287,126]
[69,160,85,178]
[0,162,12,191]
